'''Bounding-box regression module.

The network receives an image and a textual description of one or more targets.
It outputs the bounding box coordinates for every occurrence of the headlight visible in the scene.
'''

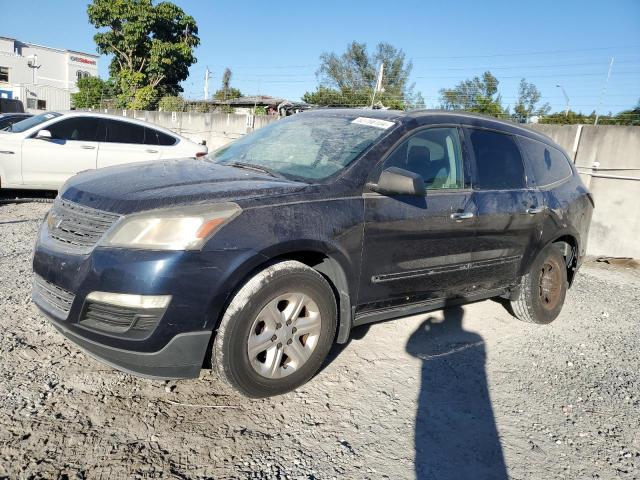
[101,202,241,250]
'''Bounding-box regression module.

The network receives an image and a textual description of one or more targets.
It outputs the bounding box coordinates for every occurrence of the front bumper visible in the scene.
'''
[43,311,211,379]
[31,222,255,380]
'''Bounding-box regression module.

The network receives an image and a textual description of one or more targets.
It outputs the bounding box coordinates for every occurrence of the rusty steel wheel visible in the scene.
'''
[510,244,568,324]
[539,258,564,311]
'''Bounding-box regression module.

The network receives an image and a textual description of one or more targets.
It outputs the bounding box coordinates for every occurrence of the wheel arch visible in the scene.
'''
[548,234,580,287]
[210,242,356,347]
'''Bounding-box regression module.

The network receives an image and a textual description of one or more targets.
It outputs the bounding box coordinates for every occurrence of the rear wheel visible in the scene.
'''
[510,244,568,324]
[212,260,337,397]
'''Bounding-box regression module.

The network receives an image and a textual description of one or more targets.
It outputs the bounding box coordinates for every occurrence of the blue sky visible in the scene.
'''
[1,0,639,114]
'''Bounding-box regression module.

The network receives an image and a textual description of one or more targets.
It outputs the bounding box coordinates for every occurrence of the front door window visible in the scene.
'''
[383,127,465,190]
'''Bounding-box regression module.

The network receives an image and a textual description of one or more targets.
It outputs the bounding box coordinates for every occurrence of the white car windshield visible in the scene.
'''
[208,113,395,181]
[8,112,62,133]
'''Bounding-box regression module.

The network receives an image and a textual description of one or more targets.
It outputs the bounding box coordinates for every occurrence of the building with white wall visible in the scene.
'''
[0,37,98,111]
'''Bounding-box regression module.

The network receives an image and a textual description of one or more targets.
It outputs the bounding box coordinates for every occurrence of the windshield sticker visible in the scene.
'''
[351,117,395,129]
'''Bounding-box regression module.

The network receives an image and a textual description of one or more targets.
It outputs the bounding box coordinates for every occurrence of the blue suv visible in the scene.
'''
[32,109,593,397]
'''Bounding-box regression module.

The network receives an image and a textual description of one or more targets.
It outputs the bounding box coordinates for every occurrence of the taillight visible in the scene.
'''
[195,151,207,158]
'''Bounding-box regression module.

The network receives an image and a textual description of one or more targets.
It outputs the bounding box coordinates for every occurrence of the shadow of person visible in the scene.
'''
[406,305,508,480]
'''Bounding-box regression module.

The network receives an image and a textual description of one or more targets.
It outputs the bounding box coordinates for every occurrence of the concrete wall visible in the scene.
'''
[96,109,640,259]
[530,124,640,259]
[98,109,279,150]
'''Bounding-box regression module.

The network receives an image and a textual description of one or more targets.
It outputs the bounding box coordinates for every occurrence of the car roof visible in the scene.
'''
[300,107,560,149]
[300,108,406,121]
[406,109,559,146]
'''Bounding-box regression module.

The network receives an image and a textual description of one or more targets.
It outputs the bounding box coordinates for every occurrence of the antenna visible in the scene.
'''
[203,67,211,101]
[595,57,614,126]
[556,84,570,117]
[370,63,385,108]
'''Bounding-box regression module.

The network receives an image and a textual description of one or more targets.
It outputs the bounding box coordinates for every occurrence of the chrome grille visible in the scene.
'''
[33,275,75,319]
[47,199,120,252]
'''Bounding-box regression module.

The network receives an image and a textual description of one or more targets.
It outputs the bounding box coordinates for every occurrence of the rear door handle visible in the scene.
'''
[527,206,545,215]
[450,211,475,221]
[146,149,158,154]
[81,145,96,150]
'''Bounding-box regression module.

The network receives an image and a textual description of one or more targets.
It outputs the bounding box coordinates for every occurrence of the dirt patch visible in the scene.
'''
[1,201,639,479]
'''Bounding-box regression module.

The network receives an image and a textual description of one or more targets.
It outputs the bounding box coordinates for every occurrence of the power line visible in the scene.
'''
[410,45,640,59]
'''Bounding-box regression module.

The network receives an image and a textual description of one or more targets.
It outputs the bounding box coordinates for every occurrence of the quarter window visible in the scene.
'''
[468,129,526,190]
[518,137,573,186]
[46,117,101,141]
[383,127,464,189]
[144,127,176,146]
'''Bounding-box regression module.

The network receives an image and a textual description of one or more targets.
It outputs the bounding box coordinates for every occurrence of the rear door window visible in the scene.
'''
[467,129,526,190]
[46,117,101,142]
[518,137,573,187]
[105,119,145,144]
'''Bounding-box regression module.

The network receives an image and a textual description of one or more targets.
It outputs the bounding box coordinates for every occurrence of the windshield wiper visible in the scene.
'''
[228,162,281,178]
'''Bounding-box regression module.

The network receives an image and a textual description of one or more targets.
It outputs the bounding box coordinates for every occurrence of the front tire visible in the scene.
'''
[212,260,337,398]
[510,244,568,324]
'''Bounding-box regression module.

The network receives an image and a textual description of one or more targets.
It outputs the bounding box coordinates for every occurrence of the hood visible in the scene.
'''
[62,158,308,214]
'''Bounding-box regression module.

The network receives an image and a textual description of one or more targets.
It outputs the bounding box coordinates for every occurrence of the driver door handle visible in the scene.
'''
[527,206,545,215]
[81,145,96,150]
[146,149,158,154]
[450,211,475,221]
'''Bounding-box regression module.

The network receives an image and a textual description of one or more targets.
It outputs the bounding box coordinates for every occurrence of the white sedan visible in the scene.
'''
[0,111,208,190]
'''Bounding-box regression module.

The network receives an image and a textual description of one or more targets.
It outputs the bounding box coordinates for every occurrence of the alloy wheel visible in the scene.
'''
[247,293,322,379]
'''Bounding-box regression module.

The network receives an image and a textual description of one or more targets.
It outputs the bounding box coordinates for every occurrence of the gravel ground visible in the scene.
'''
[1,200,639,480]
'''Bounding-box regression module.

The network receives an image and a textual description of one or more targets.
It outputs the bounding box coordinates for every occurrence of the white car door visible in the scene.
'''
[0,132,24,187]
[97,119,161,168]
[21,117,100,188]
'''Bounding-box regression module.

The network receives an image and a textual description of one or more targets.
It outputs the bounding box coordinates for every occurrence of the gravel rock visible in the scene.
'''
[1,201,639,479]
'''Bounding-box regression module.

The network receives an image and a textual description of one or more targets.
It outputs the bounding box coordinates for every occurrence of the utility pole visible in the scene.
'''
[595,57,614,126]
[27,54,40,84]
[556,84,570,117]
[370,63,384,108]
[203,67,211,101]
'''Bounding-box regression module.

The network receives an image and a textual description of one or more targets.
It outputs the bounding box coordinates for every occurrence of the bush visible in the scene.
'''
[129,86,158,110]
[158,95,185,112]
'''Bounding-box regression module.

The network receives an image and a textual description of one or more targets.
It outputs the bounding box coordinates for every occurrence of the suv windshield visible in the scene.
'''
[208,114,395,181]
[8,112,62,133]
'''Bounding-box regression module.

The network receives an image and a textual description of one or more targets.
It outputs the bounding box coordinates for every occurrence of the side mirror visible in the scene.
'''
[36,129,52,140]
[368,167,426,196]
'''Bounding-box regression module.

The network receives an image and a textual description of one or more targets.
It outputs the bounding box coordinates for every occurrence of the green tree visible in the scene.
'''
[538,106,640,126]
[213,87,242,101]
[303,41,422,109]
[87,0,199,109]
[439,71,504,117]
[71,76,114,109]
[302,86,406,110]
[513,78,550,122]
[212,68,242,101]
[158,95,185,111]
[613,99,640,126]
